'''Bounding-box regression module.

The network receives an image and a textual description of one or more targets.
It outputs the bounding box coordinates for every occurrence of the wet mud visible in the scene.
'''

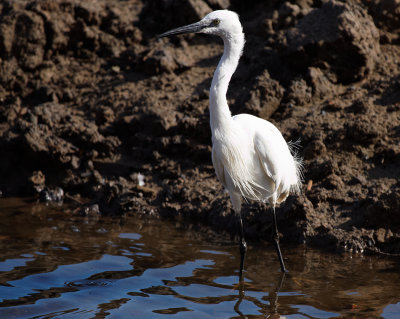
[1,0,400,255]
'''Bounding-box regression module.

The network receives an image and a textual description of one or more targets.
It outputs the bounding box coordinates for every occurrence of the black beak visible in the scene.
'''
[158,21,207,38]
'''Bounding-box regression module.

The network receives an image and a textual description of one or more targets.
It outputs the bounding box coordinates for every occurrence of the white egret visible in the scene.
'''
[159,10,302,274]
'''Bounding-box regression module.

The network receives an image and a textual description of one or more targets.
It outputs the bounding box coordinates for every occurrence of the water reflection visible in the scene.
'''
[0,198,399,318]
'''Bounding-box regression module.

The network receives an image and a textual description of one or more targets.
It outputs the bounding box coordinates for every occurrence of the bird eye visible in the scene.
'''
[211,19,220,26]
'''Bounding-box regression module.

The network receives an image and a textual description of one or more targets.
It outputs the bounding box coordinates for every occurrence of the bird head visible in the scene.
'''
[159,10,242,39]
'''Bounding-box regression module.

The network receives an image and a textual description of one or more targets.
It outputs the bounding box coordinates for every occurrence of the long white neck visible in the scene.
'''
[209,32,244,137]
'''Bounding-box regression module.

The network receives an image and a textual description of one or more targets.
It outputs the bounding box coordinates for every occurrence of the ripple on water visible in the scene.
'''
[0,198,399,319]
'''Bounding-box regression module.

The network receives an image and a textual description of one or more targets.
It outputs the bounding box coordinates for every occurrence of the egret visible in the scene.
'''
[159,10,302,274]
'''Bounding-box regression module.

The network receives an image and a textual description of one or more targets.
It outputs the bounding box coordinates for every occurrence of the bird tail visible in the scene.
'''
[287,139,304,194]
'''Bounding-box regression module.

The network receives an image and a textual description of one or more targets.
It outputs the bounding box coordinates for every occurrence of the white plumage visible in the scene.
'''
[160,10,302,274]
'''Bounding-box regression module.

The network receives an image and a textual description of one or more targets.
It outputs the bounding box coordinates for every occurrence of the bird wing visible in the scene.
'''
[253,129,283,190]
[212,147,226,187]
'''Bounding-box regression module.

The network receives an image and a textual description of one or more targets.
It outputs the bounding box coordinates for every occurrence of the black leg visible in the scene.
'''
[272,206,287,272]
[238,210,247,280]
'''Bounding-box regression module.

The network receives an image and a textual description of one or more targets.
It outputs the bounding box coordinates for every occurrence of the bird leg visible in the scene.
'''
[238,210,247,279]
[272,206,287,272]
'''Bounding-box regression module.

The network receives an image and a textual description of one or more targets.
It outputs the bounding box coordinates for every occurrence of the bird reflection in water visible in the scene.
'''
[234,272,287,318]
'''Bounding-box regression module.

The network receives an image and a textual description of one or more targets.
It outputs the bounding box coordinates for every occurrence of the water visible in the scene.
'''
[1,198,400,318]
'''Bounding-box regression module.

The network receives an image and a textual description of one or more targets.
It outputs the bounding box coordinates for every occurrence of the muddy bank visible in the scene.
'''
[0,0,400,255]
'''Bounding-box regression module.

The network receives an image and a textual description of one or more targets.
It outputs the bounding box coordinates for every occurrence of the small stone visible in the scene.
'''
[30,170,45,186]
[111,65,120,73]
[137,173,145,186]
[375,228,386,243]
[80,204,101,217]
[39,186,64,203]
